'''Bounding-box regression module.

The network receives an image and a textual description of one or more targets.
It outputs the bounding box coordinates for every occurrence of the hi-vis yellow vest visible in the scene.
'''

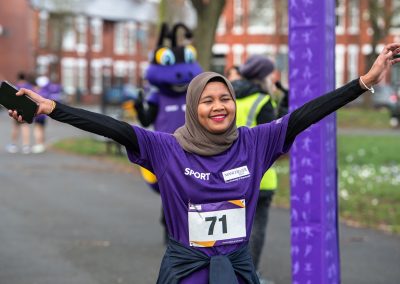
[236,93,277,190]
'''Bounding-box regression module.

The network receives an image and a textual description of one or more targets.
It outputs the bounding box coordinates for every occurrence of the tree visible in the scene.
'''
[190,0,226,71]
[158,0,226,71]
[363,0,400,106]
[366,0,400,70]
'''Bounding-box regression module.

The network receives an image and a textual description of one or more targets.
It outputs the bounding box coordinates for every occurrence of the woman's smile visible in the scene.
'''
[210,114,227,122]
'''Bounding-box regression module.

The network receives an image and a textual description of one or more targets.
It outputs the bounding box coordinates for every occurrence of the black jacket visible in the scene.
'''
[231,79,276,124]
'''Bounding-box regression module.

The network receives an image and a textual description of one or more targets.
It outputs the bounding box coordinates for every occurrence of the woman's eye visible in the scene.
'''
[155,48,176,65]
[184,45,197,63]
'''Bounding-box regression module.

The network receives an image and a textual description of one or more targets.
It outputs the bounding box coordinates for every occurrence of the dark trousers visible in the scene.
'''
[160,208,168,244]
[249,190,275,271]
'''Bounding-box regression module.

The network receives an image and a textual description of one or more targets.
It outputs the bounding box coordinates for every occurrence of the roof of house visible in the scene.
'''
[29,0,159,22]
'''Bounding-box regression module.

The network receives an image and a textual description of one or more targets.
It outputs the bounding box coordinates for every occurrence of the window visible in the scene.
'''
[138,23,149,56]
[335,0,345,35]
[391,65,400,89]
[114,60,128,79]
[76,16,87,54]
[38,11,48,48]
[276,47,288,86]
[347,0,359,34]
[36,55,50,76]
[233,0,244,34]
[91,60,102,95]
[347,45,359,81]
[128,62,137,85]
[91,18,103,52]
[62,17,76,51]
[391,0,400,29]
[217,15,226,35]
[232,44,244,66]
[140,62,149,81]
[248,0,275,34]
[114,22,126,54]
[127,22,137,55]
[77,59,87,92]
[335,45,345,87]
[278,1,288,34]
[62,58,76,95]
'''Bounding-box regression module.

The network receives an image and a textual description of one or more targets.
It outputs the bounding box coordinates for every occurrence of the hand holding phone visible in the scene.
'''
[0,81,39,123]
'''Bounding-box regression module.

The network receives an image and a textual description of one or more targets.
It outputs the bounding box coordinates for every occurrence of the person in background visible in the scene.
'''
[226,65,242,82]
[5,72,33,154]
[32,75,62,153]
[231,55,282,284]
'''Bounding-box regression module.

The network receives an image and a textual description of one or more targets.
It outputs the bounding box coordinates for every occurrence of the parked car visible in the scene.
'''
[372,84,400,127]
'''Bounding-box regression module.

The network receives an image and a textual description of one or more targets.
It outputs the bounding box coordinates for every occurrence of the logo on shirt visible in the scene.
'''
[165,105,179,112]
[185,168,210,181]
[222,166,250,183]
[164,104,186,112]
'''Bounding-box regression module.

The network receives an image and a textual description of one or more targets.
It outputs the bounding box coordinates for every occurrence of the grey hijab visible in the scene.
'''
[173,72,238,156]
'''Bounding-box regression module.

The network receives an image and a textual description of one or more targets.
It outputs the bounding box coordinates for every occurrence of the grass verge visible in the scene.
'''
[273,134,400,235]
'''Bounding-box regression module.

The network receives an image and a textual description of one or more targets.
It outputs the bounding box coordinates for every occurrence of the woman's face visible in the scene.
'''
[197,81,236,134]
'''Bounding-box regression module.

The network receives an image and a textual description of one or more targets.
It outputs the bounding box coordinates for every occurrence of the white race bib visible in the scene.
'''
[188,199,246,247]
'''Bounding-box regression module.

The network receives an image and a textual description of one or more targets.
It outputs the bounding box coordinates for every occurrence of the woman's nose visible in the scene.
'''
[212,101,224,111]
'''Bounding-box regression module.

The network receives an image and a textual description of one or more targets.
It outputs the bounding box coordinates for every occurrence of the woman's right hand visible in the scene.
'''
[8,88,55,123]
[360,43,400,88]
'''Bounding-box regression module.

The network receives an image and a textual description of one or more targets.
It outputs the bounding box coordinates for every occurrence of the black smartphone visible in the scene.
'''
[0,80,39,124]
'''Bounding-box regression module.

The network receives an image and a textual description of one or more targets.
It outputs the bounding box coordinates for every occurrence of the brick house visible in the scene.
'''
[0,0,36,84]
[0,0,159,103]
[213,0,400,88]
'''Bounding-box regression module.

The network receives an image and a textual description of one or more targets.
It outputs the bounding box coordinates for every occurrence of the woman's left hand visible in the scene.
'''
[8,88,55,123]
[361,43,400,87]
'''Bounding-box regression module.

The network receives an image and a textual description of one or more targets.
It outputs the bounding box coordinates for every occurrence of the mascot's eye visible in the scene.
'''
[184,45,197,63]
[155,47,176,65]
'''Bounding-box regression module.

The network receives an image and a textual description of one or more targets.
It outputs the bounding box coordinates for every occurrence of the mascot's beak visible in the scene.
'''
[171,84,188,93]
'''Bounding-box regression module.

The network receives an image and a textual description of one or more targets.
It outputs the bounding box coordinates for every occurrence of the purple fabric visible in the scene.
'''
[40,83,62,100]
[289,1,339,283]
[145,62,202,97]
[127,115,291,283]
[16,82,33,90]
[34,114,46,125]
[147,91,186,133]
[188,200,244,212]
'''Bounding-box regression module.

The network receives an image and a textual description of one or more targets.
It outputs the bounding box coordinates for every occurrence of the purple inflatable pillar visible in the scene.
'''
[289,1,339,283]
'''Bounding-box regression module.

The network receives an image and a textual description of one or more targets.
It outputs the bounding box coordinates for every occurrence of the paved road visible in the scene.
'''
[0,109,399,284]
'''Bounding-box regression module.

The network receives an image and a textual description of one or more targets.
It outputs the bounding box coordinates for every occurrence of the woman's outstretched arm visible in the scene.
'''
[8,90,140,154]
[284,78,363,146]
[284,42,400,147]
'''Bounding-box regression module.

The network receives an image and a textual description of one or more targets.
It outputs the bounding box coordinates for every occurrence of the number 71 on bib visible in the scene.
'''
[188,199,246,247]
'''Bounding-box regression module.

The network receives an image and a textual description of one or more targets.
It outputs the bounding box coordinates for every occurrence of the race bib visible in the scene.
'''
[188,199,246,247]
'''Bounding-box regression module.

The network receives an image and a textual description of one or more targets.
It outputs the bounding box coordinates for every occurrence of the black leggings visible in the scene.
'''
[250,190,275,271]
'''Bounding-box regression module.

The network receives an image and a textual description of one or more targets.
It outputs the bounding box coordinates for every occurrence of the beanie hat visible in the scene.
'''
[239,55,275,81]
